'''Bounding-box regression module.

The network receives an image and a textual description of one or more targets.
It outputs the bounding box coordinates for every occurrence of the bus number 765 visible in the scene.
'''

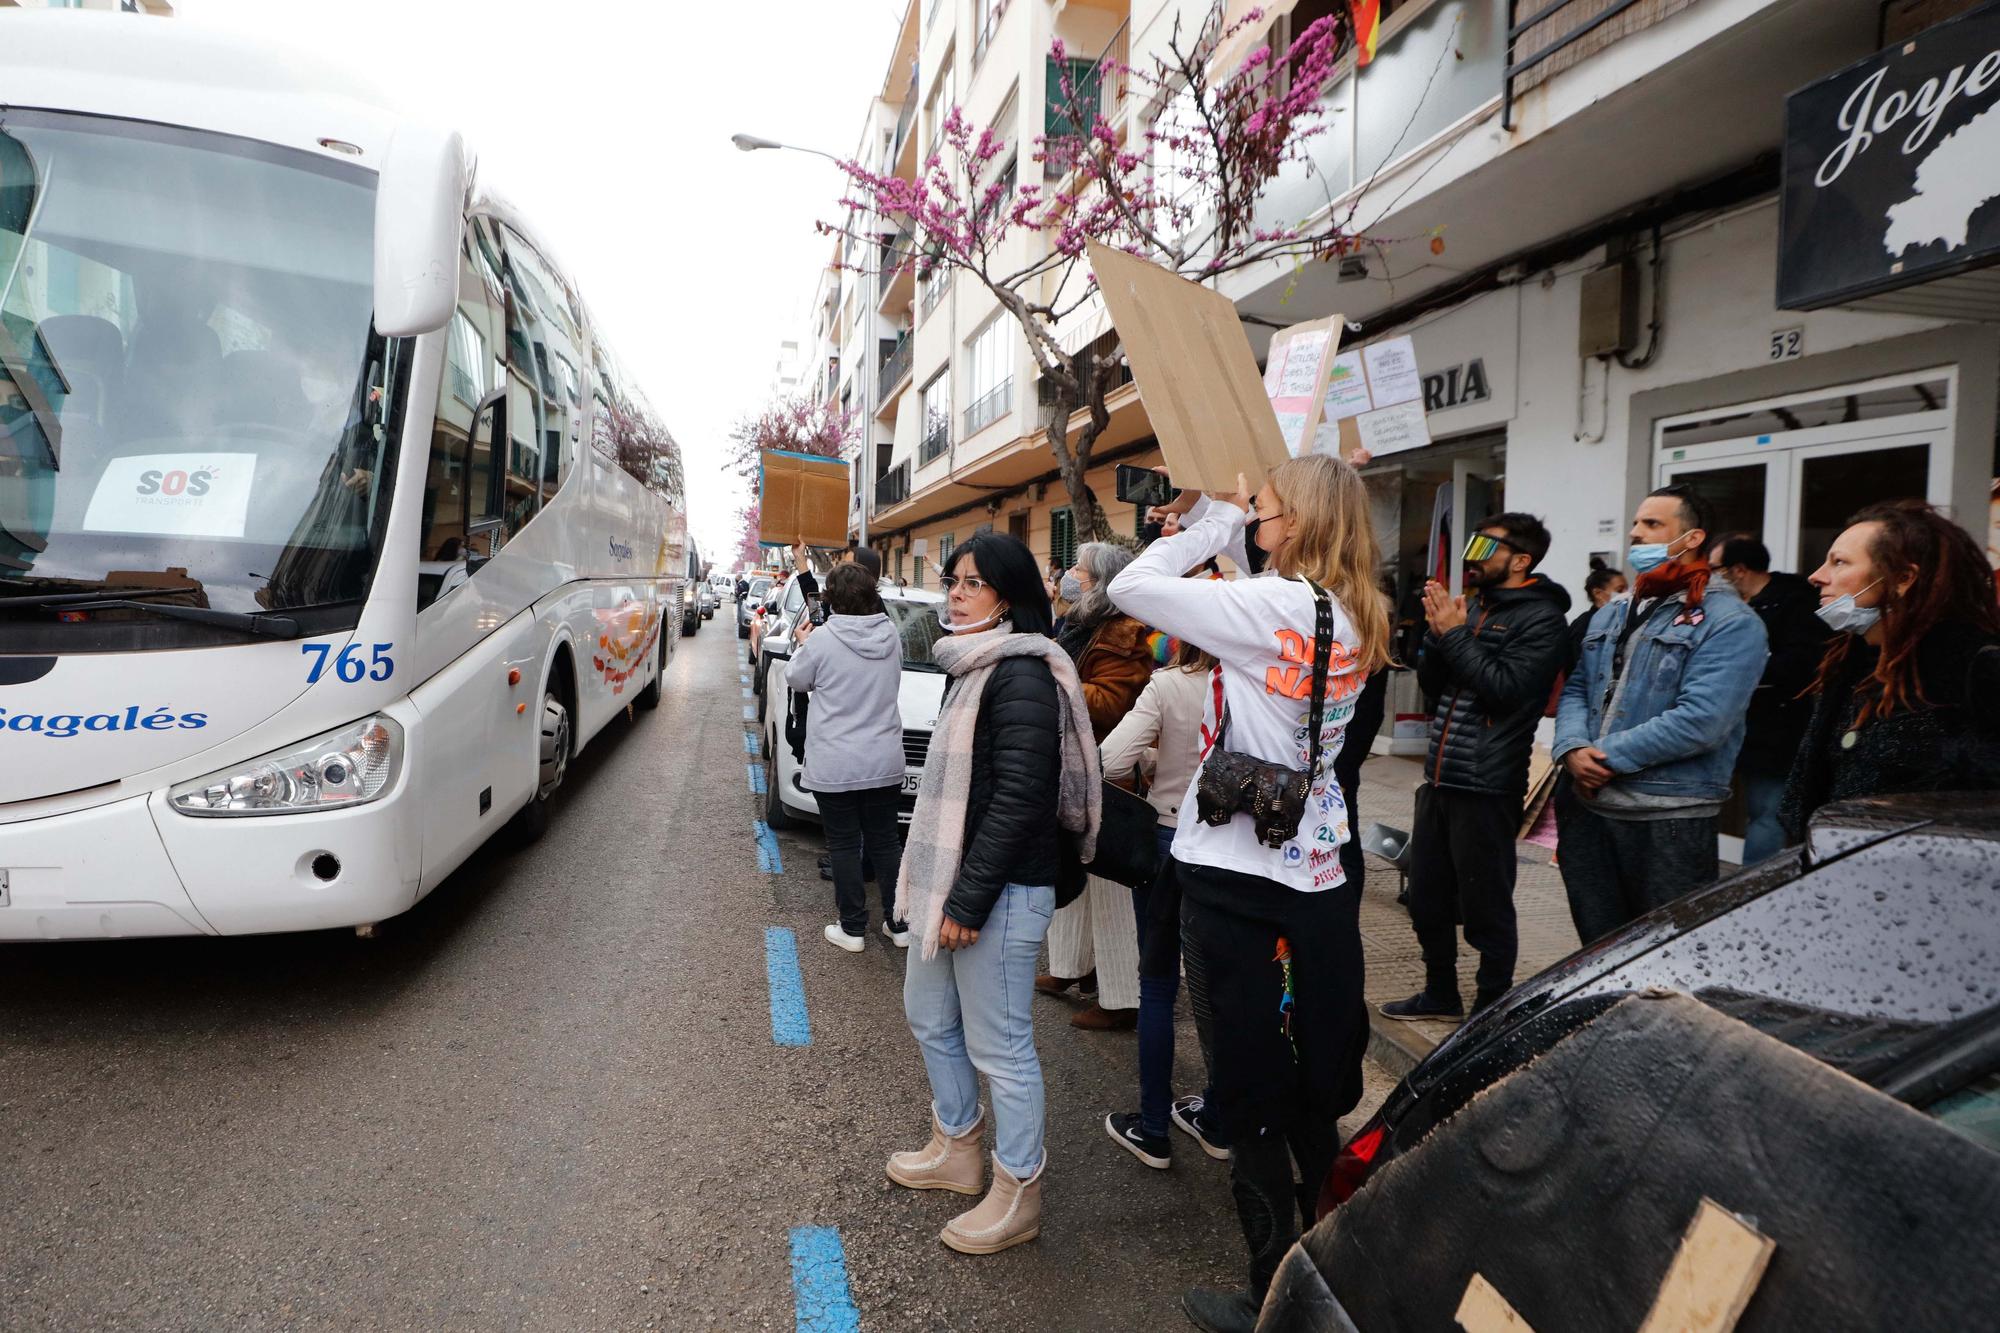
[302,642,395,684]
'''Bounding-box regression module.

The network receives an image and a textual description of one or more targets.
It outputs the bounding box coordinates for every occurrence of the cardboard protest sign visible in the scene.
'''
[758,449,849,548]
[1263,316,1346,457]
[1327,333,1433,459]
[1086,241,1291,495]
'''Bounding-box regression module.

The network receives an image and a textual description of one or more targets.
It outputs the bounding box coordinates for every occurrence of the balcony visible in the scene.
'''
[876,336,914,413]
[875,459,911,510]
[1505,0,1684,129]
[877,229,917,315]
[919,264,952,321]
[963,378,1012,437]
[893,71,918,159]
[920,412,950,464]
[1045,20,1126,142]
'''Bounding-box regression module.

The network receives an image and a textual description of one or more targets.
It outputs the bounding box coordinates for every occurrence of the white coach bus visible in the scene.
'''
[0,13,688,939]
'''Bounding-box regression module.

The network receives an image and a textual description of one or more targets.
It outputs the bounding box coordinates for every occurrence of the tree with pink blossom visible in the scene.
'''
[828,6,1362,543]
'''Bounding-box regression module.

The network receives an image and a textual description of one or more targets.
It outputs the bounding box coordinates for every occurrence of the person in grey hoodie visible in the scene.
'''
[788,562,911,952]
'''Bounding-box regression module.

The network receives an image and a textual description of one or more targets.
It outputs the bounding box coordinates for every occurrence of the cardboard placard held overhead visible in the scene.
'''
[758,449,849,548]
[1087,241,1292,495]
[1263,315,1346,456]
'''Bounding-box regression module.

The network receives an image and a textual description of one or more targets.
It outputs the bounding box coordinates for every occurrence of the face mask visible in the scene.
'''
[1815,578,1883,634]
[1628,532,1690,575]
[937,604,1006,635]
[1058,573,1084,603]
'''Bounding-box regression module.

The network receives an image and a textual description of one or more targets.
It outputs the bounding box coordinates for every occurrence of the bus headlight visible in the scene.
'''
[169,715,403,817]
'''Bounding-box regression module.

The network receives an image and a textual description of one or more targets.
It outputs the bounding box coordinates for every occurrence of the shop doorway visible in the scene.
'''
[1652,370,1953,574]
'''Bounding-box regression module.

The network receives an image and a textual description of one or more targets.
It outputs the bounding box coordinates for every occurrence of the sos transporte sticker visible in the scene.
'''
[82,453,259,539]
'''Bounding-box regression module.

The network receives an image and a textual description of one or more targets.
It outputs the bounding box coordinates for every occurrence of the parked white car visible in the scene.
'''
[759,585,946,828]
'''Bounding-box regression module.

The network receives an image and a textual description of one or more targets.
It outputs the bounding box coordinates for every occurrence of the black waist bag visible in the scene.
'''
[1195,581,1334,849]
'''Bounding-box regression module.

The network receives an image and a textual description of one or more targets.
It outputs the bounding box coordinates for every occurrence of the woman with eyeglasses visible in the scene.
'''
[886,532,1102,1256]
[1110,456,1390,1333]
[1781,499,2000,840]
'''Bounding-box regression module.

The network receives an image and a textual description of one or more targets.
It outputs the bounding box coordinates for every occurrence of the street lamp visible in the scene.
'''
[730,133,840,164]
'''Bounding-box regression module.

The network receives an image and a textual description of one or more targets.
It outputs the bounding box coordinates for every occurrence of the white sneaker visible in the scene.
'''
[881,921,912,949]
[823,923,865,953]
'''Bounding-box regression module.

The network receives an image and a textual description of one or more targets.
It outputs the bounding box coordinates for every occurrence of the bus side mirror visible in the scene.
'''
[375,122,469,338]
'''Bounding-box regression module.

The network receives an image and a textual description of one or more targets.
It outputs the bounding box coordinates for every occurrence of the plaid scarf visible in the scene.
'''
[894,626,1102,960]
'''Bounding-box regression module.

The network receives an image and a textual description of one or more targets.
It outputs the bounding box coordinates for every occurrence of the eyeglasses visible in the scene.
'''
[1462,533,1526,563]
[939,575,991,594]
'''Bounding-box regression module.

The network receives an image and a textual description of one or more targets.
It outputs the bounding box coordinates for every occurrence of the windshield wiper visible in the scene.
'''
[0,596,298,638]
[1,585,199,607]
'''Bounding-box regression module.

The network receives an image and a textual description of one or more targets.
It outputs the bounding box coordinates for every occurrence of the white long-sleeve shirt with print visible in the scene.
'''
[1107,500,1366,893]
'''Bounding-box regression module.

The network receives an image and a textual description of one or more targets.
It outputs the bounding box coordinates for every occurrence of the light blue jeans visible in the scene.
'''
[903,882,1056,1179]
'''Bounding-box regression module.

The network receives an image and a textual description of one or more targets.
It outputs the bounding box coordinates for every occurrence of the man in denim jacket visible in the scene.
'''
[1554,485,1768,943]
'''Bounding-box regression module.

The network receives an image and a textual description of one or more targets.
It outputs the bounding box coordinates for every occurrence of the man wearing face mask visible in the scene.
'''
[1554,484,1768,944]
[1381,514,1571,1022]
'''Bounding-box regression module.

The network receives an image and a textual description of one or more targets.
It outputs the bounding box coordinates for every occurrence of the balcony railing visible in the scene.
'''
[878,336,913,400]
[875,459,911,509]
[893,72,918,158]
[1046,21,1126,141]
[878,229,914,299]
[919,265,952,320]
[963,378,1012,437]
[1504,0,1659,130]
[920,413,950,464]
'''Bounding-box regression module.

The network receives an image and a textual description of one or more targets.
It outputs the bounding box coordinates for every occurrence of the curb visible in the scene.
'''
[1365,1014,1433,1080]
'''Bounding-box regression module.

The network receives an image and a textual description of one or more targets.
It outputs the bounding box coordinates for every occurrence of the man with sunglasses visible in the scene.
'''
[1382,514,1571,1022]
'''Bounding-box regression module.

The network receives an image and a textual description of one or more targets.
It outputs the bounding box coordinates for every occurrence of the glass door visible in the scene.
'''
[1788,432,1945,572]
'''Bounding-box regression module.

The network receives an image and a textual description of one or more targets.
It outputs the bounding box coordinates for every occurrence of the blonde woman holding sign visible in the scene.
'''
[1109,454,1389,1333]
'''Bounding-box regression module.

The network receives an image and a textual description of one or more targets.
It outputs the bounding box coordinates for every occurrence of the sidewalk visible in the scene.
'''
[1351,753,1580,1076]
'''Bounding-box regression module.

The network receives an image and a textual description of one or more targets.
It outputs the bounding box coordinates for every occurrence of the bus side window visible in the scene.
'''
[502,226,582,499]
[419,238,502,610]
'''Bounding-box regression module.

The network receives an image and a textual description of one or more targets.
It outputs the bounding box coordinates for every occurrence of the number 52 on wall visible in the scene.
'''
[1768,327,1804,361]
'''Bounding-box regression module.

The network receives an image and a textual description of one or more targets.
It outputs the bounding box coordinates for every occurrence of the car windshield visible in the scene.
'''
[747,578,771,599]
[0,110,400,650]
[882,596,947,671]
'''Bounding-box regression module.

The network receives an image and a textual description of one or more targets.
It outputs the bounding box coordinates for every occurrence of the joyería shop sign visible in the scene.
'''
[1779,3,2000,309]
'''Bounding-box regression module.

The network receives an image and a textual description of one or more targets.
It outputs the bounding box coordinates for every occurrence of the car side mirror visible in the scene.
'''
[374,122,470,337]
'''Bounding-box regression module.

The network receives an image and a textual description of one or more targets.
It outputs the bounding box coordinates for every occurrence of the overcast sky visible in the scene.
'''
[180,0,895,561]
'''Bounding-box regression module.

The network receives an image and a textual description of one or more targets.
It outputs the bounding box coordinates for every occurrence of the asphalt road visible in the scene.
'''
[1,618,1390,1331]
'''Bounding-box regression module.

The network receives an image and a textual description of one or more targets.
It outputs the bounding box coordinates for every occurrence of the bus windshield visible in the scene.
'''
[0,110,400,651]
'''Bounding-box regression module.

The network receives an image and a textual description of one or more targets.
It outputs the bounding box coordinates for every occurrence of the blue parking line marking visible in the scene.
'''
[744,732,761,757]
[753,820,784,875]
[748,763,767,795]
[788,1226,859,1332]
[744,705,757,721]
[742,687,754,699]
[764,927,811,1047]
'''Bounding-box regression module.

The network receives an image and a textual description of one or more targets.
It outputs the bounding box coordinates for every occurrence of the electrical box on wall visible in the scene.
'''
[1578,259,1639,360]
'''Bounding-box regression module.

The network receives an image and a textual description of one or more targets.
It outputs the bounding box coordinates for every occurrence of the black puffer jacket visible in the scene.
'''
[944,654,1061,929]
[1417,575,1573,799]
[1780,619,2000,840]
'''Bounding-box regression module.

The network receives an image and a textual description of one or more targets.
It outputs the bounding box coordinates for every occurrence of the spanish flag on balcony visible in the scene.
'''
[1350,0,1382,67]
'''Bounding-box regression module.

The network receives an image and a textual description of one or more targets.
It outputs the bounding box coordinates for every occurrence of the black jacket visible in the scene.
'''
[1738,572,1831,777]
[1417,575,1573,799]
[945,654,1062,929]
[1780,619,2000,840]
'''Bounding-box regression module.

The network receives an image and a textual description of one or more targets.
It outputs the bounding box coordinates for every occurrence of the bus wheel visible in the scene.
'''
[511,686,570,843]
[636,626,665,711]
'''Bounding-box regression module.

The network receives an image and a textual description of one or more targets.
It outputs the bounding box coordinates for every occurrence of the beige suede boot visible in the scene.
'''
[886,1110,985,1195]
[940,1154,1042,1254]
